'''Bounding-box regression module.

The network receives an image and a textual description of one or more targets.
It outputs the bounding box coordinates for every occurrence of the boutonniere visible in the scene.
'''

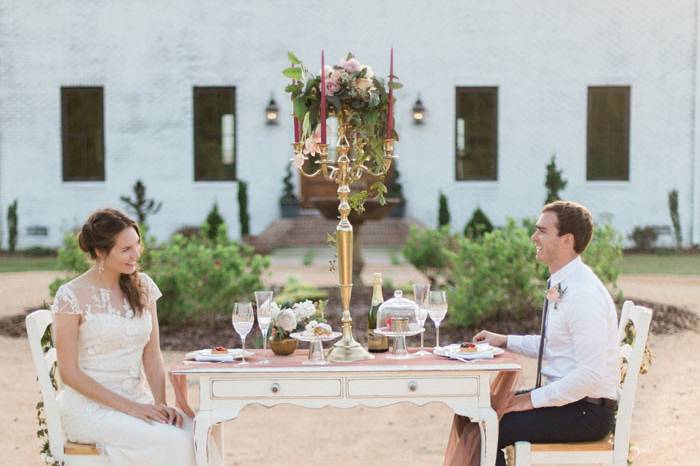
[546,283,567,309]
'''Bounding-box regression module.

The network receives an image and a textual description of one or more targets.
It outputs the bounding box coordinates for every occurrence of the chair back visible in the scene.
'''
[26,309,66,462]
[612,301,652,464]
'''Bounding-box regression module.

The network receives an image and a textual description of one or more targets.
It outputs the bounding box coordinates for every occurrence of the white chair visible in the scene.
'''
[505,300,653,466]
[26,309,109,465]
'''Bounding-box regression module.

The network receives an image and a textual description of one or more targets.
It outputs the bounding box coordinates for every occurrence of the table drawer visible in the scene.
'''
[347,376,479,398]
[211,378,342,399]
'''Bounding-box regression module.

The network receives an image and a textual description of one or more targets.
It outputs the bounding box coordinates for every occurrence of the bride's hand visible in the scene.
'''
[128,402,171,424]
[156,403,184,428]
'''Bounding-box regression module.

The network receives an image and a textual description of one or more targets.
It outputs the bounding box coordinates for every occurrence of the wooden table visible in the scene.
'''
[171,350,520,466]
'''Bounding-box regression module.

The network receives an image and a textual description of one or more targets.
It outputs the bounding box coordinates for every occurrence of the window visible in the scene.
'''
[455,87,498,180]
[61,87,104,181]
[194,87,236,181]
[587,86,630,181]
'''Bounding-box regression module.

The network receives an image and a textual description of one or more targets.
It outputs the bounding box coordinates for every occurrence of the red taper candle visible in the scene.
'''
[320,50,327,144]
[386,47,394,139]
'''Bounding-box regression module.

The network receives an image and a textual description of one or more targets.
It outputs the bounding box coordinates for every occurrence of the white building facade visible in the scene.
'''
[1,0,699,247]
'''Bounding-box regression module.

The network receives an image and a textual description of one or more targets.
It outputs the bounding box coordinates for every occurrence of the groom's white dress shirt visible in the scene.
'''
[506,256,619,408]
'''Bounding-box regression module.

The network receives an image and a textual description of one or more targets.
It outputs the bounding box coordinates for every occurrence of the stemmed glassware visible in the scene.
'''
[254,291,273,364]
[232,302,254,365]
[427,290,448,349]
[412,283,431,356]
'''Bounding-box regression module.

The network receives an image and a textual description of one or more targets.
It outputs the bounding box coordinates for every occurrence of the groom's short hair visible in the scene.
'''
[542,201,593,254]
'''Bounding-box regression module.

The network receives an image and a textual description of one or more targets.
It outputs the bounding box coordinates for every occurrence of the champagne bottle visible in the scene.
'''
[367,273,389,352]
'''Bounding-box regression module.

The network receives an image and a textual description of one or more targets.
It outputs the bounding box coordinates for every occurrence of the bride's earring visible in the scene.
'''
[97,259,104,274]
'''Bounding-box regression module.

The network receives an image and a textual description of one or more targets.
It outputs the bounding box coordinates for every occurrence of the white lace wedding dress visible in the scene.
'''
[51,273,196,466]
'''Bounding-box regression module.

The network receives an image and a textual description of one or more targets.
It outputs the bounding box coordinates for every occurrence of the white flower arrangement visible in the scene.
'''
[269,300,326,341]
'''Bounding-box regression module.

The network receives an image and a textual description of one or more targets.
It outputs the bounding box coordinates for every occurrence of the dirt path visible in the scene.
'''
[1,271,697,465]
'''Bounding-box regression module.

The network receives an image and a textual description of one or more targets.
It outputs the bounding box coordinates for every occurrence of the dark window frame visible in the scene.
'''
[586,86,630,181]
[61,86,105,182]
[193,86,237,182]
[455,86,498,181]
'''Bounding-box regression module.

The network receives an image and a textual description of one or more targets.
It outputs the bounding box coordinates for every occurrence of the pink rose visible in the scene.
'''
[546,286,561,304]
[325,79,341,95]
[355,77,372,91]
[342,58,361,74]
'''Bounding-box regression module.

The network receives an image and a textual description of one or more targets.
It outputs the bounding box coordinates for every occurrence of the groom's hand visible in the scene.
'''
[473,330,507,348]
[506,393,534,413]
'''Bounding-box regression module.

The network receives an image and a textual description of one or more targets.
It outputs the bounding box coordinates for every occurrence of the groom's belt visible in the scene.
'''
[583,397,617,410]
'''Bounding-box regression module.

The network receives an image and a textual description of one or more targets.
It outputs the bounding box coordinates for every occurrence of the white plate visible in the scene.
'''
[434,344,504,361]
[290,331,342,342]
[187,348,255,362]
[375,325,425,338]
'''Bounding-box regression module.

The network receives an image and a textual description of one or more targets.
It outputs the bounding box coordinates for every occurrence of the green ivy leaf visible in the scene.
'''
[302,112,311,138]
[388,81,403,90]
[293,98,308,121]
[283,67,303,81]
[287,51,301,65]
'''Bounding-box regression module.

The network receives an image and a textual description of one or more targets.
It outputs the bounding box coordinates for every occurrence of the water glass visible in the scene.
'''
[427,290,448,349]
[254,291,273,364]
[232,302,254,365]
[412,283,431,356]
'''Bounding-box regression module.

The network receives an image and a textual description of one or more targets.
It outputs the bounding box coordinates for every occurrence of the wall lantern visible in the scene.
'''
[265,95,279,124]
[412,96,426,124]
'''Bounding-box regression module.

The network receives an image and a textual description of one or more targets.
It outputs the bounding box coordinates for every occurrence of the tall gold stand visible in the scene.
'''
[294,136,396,362]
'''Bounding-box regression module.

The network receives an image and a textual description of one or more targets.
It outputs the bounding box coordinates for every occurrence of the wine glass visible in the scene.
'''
[412,283,431,356]
[232,302,254,365]
[427,290,448,349]
[254,291,273,364]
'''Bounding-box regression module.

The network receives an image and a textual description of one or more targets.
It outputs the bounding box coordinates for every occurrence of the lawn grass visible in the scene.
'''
[0,256,61,273]
[621,253,700,275]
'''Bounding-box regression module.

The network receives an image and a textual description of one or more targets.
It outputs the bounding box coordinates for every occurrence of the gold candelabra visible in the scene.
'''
[294,134,396,362]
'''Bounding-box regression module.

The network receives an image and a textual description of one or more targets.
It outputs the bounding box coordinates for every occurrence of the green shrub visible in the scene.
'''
[464,207,494,239]
[238,181,250,237]
[629,226,657,251]
[302,249,315,266]
[582,223,623,299]
[148,230,269,325]
[448,220,546,327]
[544,155,567,204]
[668,189,682,249]
[275,277,327,307]
[438,191,450,228]
[401,225,455,286]
[22,246,57,257]
[204,203,225,242]
[7,199,18,252]
[120,179,162,227]
[405,219,624,329]
[49,233,90,296]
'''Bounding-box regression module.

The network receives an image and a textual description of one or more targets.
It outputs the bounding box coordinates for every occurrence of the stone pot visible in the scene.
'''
[270,338,297,356]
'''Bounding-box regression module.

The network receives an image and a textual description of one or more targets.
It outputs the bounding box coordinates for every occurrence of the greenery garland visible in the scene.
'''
[36,322,62,466]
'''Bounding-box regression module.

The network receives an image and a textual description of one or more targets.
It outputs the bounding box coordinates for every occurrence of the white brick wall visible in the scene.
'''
[1,0,698,247]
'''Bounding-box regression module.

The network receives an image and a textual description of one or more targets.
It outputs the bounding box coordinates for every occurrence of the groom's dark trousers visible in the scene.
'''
[495,397,615,466]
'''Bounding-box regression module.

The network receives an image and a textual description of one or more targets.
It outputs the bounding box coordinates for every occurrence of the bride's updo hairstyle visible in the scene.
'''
[78,208,146,315]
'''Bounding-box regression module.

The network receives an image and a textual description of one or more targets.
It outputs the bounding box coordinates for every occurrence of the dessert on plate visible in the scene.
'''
[211,346,228,355]
[459,342,478,353]
[304,320,333,337]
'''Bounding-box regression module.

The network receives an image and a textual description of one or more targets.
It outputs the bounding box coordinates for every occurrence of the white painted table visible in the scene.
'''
[171,351,520,466]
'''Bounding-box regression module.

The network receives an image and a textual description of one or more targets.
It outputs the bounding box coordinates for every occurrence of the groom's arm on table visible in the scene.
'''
[54,312,171,425]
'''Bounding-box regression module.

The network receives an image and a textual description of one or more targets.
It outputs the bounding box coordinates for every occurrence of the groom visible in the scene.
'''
[474,200,618,466]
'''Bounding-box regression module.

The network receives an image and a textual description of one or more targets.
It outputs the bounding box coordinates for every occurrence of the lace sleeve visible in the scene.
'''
[139,273,162,306]
[50,285,82,315]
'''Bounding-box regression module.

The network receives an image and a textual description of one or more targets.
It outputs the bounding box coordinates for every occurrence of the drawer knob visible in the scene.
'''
[408,381,418,392]
[271,383,280,393]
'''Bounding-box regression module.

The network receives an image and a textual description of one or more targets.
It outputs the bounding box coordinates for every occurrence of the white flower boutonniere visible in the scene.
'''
[546,283,567,309]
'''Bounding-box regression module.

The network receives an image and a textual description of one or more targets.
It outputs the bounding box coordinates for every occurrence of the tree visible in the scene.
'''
[204,203,225,242]
[464,207,494,238]
[120,180,162,227]
[668,189,682,249]
[7,199,18,252]
[438,191,450,228]
[238,181,250,237]
[544,155,567,204]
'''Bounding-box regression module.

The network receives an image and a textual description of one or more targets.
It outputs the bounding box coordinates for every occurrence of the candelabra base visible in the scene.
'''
[327,334,374,362]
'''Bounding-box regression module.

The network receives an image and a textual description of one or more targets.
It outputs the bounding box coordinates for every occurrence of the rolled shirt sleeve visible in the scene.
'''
[530,290,610,408]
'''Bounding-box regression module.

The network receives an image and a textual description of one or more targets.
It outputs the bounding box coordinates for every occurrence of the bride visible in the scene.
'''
[51,208,195,465]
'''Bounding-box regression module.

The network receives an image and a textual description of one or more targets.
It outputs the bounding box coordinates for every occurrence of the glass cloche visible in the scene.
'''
[376,290,421,334]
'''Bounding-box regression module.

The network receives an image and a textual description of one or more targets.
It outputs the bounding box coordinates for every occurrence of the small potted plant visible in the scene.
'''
[269,300,326,355]
[280,162,299,218]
